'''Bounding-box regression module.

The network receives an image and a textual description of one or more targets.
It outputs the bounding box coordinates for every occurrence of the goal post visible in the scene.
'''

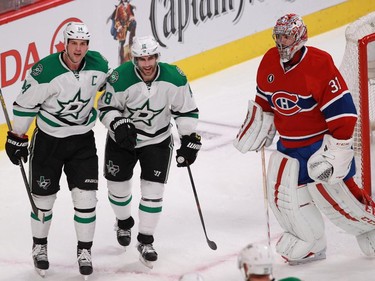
[340,12,375,196]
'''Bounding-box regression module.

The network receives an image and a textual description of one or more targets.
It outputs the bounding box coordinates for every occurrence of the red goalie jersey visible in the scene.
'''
[255,46,358,148]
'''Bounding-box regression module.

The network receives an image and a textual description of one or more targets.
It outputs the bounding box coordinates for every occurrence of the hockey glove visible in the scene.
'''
[176,133,202,167]
[308,134,354,184]
[110,117,137,150]
[6,131,29,165]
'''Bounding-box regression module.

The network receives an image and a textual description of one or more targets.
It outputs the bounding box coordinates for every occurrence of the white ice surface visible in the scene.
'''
[1,25,375,281]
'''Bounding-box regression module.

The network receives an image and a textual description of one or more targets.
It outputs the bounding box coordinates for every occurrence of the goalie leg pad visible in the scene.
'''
[308,181,375,235]
[308,181,375,256]
[267,151,326,260]
[357,229,375,256]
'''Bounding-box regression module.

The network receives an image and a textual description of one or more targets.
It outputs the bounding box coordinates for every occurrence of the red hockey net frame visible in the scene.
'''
[358,33,375,195]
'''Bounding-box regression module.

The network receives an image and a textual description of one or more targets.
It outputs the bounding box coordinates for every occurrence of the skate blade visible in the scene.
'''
[288,251,326,266]
[82,275,89,281]
[35,268,46,277]
[139,255,154,269]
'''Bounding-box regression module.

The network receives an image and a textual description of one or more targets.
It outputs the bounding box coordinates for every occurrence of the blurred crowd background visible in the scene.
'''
[0,0,43,14]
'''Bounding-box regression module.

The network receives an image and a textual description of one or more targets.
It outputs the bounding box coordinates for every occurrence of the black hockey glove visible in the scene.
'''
[5,131,29,165]
[110,117,137,150]
[176,133,202,167]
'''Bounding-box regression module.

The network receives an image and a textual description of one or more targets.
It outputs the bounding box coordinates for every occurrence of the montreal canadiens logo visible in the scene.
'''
[271,91,301,116]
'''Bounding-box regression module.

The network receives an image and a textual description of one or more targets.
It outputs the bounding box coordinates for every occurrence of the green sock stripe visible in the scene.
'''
[139,204,162,213]
[108,194,132,206]
[31,212,52,222]
[74,215,96,224]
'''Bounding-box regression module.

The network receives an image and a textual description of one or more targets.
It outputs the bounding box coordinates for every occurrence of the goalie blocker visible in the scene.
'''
[268,151,375,263]
[233,100,276,153]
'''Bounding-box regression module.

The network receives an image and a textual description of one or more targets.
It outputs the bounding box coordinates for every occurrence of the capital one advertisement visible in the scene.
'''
[0,0,345,123]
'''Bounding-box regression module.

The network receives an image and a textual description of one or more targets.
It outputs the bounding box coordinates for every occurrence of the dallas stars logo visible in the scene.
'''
[106,160,120,177]
[56,90,90,119]
[128,100,164,126]
[37,176,51,190]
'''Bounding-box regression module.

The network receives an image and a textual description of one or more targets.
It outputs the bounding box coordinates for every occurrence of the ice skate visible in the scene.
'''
[116,226,131,247]
[287,248,326,266]
[137,242,158,269]
[77,248,93,280]
[32,243,49,277]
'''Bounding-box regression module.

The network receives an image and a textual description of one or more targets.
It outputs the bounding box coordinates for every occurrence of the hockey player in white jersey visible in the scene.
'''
[238,243,302,281]
[5,22,111,278]
[97,35,201,268]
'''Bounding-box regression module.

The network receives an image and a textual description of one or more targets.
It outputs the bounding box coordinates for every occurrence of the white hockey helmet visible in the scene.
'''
[238,243,273,278]
[179,273,204,281]
[64,22,91,47]
[272,13,307,62]
[131,35,160,65]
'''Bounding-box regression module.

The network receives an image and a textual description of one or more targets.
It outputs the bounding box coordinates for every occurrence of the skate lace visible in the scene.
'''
[117,228,131,237]
[139,243,155,254]
[77,249,92,266]
[32,244,48,261]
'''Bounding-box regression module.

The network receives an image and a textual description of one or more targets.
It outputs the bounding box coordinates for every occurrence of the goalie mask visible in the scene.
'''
[238,243,273,279]
[131,35,160,67]
[272,14,307,62]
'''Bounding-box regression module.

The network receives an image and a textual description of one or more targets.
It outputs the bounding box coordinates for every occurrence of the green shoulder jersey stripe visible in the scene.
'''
[83,51,109,72]
[30,51,108,84]
[157,62,188,86]
[30,53,68,84]
[109,61,141,92]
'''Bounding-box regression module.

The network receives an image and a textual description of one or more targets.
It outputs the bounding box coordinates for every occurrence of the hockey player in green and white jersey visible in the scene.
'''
[5,22,110,278]
[238,243,302,281]
[97,35,201,268]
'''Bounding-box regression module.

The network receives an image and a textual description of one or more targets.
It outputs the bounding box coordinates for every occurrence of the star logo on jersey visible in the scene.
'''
[106,160,120,177]
[127,100,164,126]
[56,90,90,119]
[37,176,51,190]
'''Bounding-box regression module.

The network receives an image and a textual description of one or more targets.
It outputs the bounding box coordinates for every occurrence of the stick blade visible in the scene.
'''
[207,240,217,250]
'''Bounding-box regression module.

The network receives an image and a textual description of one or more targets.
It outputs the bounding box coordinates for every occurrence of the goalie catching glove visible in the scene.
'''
[6,131,29,165]
[110,117,137,150]
[307,134,354,185]
[176,133,202,167]
[233,100,276,153]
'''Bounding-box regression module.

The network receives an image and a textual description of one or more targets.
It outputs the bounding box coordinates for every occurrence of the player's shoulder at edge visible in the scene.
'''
[29,52,67,83]
[158,62,188,86]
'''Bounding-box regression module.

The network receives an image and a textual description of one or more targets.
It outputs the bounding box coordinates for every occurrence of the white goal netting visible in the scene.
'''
[340,11,375,195]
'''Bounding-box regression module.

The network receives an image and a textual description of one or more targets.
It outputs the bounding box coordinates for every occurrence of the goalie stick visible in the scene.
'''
[0,89,45,223]
[261,146,271,246]
[186,162,217,250]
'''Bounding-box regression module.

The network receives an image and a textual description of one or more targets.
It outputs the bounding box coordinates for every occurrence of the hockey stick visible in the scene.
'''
[0,89,45,223]
[261,146,271,246]
[186,162,217,250]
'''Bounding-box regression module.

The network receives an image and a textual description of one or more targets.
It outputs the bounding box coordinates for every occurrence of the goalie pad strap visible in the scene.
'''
[267,151,325,259]
[308,182,375,235]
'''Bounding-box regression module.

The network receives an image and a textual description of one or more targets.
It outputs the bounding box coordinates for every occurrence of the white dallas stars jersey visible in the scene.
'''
[97,61,199,148]
[13,51,110,138]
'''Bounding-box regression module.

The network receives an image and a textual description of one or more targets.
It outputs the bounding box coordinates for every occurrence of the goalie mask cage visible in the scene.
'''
[340,12,375,196]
